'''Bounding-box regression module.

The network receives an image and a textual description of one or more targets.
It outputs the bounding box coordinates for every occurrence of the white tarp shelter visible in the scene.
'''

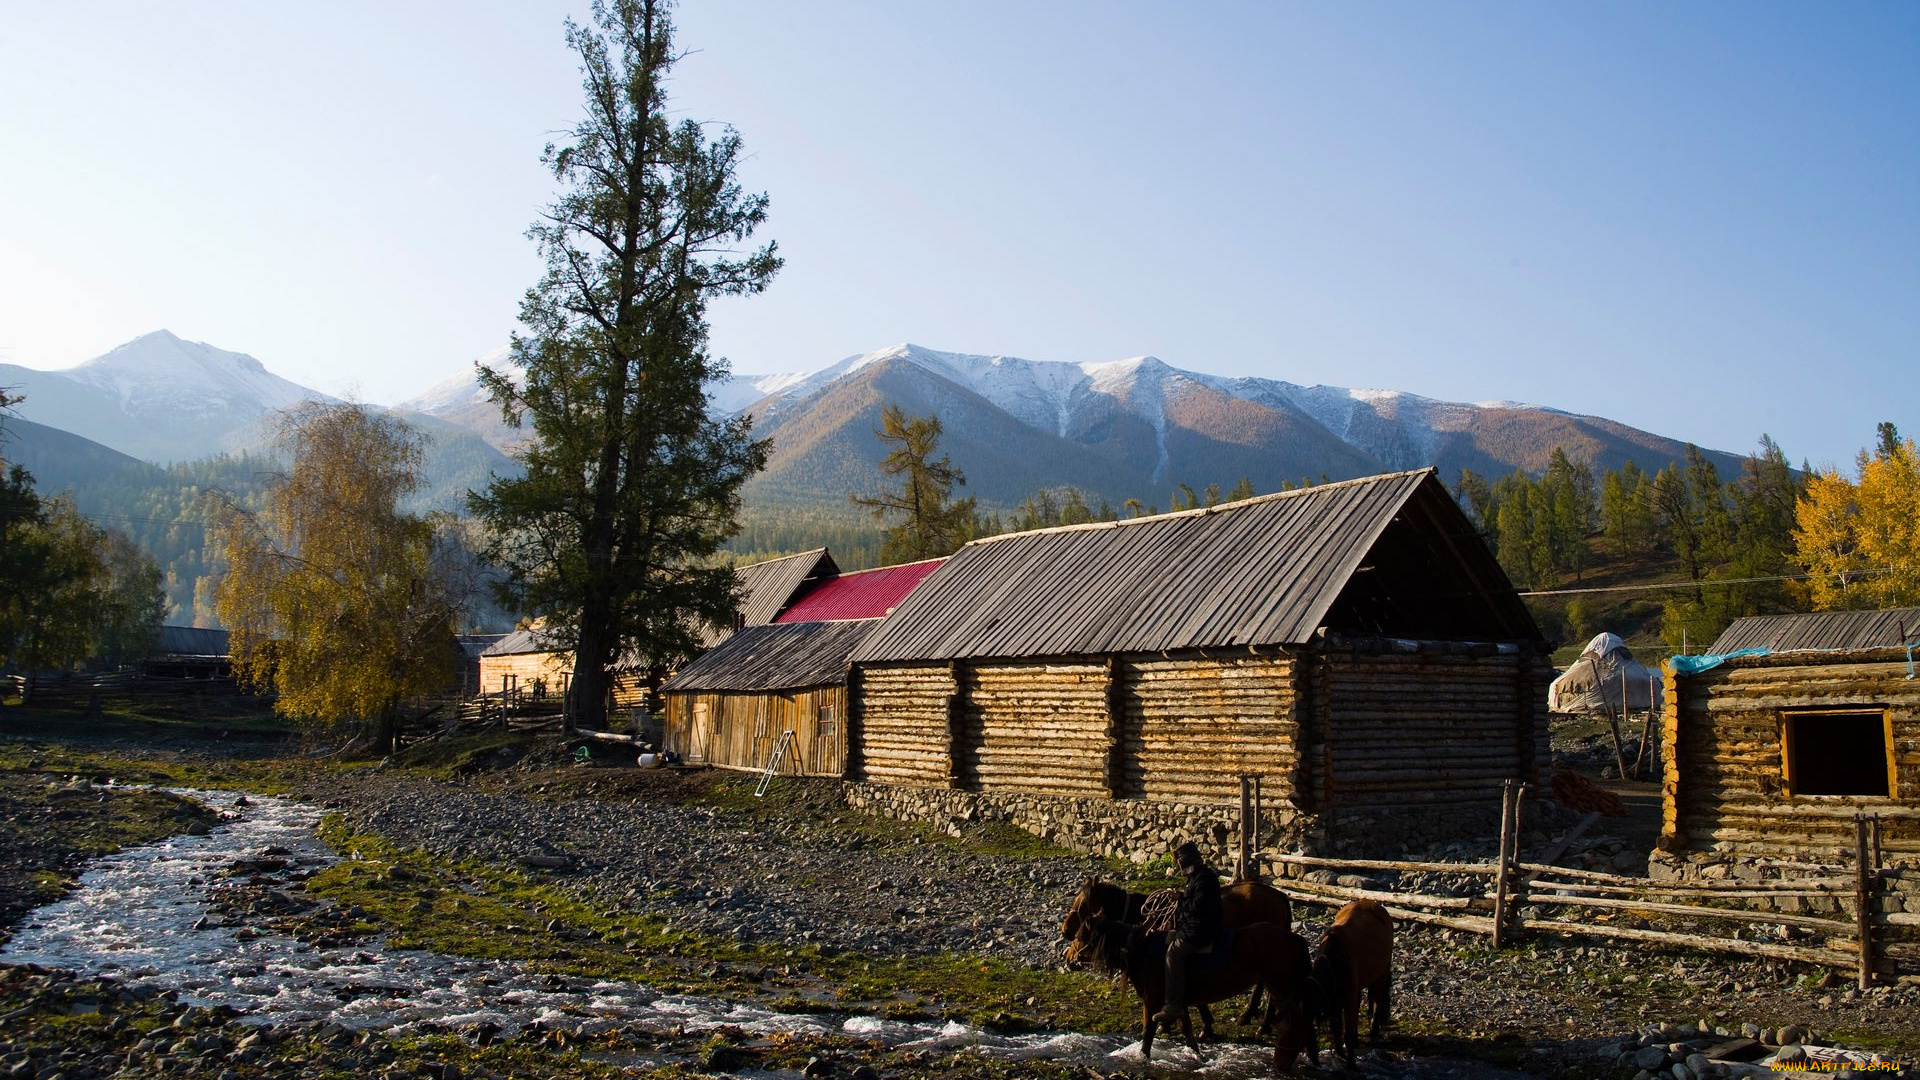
[1549,632,1664,715]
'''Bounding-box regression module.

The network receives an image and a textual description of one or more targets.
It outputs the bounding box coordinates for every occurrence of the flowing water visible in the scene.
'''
[1,789,1325,1076]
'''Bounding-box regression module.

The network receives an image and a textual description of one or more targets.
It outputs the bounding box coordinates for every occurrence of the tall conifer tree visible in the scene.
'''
[472,0,778,729]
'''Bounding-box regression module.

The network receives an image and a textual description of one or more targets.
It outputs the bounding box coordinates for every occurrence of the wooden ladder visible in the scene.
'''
[754,730,796,797]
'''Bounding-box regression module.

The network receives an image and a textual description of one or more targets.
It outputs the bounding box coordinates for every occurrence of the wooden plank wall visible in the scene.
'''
[662,687,845,777]
[1316,647,1538,810]
[961,661,1110,796]
[854,664,955,786]
[1665,655,1920,857]
[477,651,571,697]
[1119,653,1299,801]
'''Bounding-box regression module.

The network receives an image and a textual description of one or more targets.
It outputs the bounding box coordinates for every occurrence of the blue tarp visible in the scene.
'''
[1666,648,1770,676]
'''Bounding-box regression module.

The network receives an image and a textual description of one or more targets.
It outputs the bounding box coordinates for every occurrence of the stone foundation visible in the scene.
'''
[841,781,1533,865]
[1649,850,1919,917]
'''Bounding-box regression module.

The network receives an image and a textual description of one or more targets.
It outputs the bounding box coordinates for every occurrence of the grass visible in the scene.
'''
[302,814,1136,1034]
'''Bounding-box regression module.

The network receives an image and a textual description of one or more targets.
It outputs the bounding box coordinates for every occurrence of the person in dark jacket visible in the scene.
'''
[1156,840,1223,1026]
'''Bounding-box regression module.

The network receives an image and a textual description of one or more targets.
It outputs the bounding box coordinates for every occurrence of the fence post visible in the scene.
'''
[1856,814,1877,990]
[1492,780,1516,948]
[1237,775,1252,882]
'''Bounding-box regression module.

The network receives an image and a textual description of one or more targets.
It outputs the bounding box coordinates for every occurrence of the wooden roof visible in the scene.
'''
[1710,607,1920,654]
[664,619,877,692]
[704,547,841,645]
[854,469,1537,664]
[481,627,562,657]
[151,625,229,658]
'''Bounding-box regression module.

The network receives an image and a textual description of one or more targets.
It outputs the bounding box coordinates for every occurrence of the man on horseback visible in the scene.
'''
[1155,840,1223,1027]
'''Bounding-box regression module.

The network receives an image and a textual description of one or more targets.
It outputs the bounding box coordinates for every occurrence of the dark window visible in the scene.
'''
[1781,708,1893,797]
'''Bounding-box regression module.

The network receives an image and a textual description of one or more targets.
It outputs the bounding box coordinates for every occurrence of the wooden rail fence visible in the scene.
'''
[1256,780,1906,987]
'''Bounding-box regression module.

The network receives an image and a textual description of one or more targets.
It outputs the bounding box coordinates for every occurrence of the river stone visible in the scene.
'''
[1636,1045,1670,1070]
[1773,1045,1809,1065]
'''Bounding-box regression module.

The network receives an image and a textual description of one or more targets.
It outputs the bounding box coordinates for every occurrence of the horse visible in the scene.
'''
[1059,875,1294,1037]
[1070,907,1316,1071]
[1306,898,1394,1067]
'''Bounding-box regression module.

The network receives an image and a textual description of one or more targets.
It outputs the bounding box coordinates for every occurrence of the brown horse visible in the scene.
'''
[1071,908,1316,1070]
[1307,898,1393,1066]
[1059,875,1294,1036]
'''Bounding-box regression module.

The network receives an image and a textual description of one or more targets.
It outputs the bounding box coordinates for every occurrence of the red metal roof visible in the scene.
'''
[774,558,947,623]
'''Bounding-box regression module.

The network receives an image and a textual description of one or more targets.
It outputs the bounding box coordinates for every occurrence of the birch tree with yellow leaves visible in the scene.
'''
[214,404,467,754]
[1792,422,1920,610]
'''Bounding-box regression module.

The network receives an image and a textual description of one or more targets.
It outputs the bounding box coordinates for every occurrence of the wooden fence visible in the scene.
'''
[1260,780,1909,988]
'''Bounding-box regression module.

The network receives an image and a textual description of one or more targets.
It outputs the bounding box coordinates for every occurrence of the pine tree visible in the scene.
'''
[850,405,977,561]
[470,0,778,729]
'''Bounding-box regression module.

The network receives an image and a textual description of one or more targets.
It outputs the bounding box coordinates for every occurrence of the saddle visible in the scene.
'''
[1188,927,1237,973]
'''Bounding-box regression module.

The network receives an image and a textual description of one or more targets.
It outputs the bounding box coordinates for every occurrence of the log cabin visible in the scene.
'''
[477,548,840,709]
[844,468,1548,858]
[1660,608,1920,863]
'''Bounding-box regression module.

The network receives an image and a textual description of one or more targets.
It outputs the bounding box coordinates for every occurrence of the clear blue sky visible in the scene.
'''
[1,2,1912,471]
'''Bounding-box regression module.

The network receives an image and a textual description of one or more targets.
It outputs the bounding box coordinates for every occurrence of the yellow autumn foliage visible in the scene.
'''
[213,404,461,746]
[1791,437,1920,610]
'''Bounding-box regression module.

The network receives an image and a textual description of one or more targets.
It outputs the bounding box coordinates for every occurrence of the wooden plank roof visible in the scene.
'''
[151,625,229,658]
[664,619,876,692]
[721,548,840,635]
[854,468,1537,664]
[1710,607,1920,654]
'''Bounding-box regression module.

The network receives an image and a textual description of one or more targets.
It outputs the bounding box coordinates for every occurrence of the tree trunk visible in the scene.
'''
[571,616,614,732]
[372,705,398,759]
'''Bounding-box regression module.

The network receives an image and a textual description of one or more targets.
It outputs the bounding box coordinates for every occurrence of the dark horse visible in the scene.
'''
[1307,898,1394,1066]
[1060,875,1294,1038]
[1071,908,1316,1070]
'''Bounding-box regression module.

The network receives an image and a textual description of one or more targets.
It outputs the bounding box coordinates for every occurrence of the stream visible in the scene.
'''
[2,789,1350,1077]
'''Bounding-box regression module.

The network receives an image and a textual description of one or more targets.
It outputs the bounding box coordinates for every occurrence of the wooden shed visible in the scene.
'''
[142,626,231,679]
[846,468,1548,855]
[1659,608,1920,863]
[662,620,875,776]
[661,559,945,775]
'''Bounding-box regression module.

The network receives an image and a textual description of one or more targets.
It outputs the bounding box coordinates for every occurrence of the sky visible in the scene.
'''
[0,2,1913,471]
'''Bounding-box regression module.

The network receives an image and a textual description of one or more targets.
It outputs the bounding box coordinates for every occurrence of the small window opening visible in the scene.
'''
[1781,708,1893,797]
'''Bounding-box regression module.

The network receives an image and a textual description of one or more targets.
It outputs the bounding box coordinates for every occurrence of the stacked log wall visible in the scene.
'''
[1117,652,1299,802]
[853,663,955,786]
[959,661,1110,797]
[1661,652,1919,860]
[662,687,846,777]
[477,651,571,699]
[1318,642,1543,811]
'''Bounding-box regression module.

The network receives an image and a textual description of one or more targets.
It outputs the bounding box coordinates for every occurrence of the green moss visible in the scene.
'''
[304,817,1136,1034]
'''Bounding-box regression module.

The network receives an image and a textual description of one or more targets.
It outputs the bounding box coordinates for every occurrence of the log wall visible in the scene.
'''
[1118,652,1300,802]
[852,663,955,787]
[959,661,1111,797]
[477,651,571,698]
[1662,651,1920,860]
[663,685,846,777]
[1313,642,1547,812]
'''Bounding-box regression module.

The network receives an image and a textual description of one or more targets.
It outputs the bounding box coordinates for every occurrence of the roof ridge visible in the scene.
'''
[734,546,830,569]
[966,468,1436,546]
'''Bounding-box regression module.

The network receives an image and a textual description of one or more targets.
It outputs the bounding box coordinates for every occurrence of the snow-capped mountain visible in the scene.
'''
[695,343,1738,508]
[0,330,337,462]
[392,340,1743,509]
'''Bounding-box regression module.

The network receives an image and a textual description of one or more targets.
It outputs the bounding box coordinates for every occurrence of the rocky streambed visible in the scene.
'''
[2,746,1918,1079]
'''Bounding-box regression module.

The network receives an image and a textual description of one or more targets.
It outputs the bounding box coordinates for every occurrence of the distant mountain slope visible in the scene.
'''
[1,330,335,462]
[0,415,167,495]
[716,344,1740,508]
